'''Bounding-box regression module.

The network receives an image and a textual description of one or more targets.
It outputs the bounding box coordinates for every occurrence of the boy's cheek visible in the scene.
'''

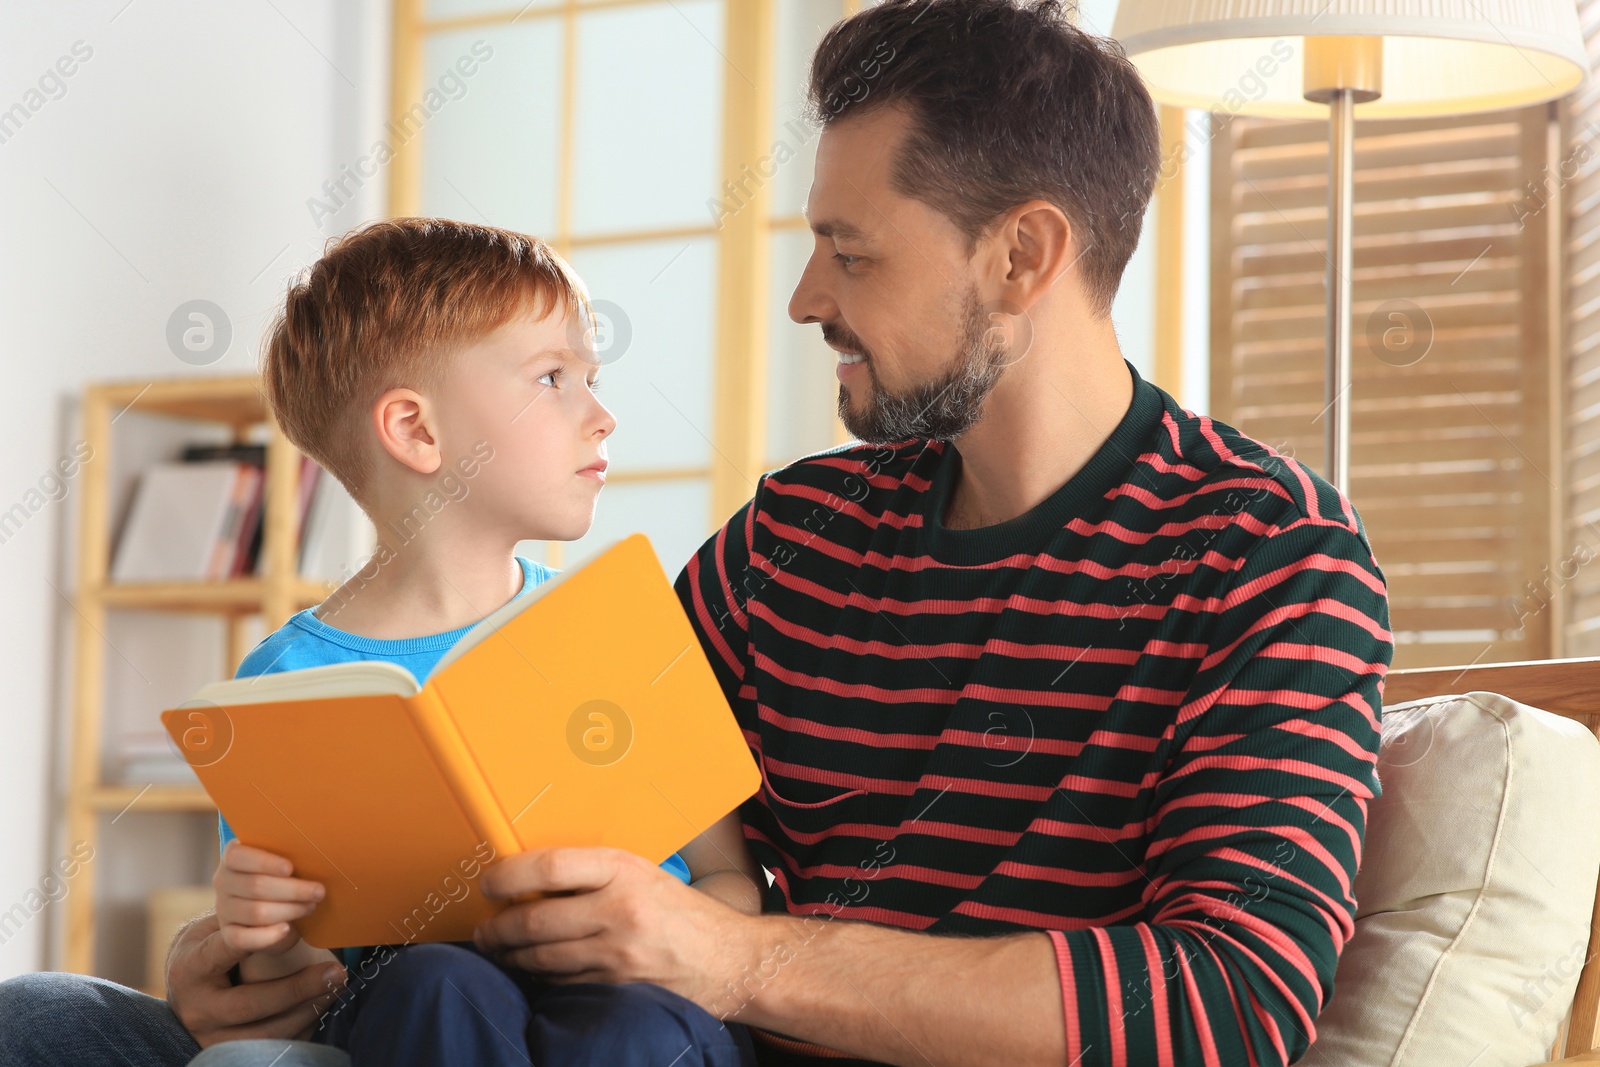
[457,441,493,478]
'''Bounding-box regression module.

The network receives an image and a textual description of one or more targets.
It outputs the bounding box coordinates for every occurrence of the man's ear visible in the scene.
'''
[995,199,1078,313]
[370,388,443,475]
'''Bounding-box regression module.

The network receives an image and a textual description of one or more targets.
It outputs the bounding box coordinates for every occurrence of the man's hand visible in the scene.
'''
[473,848,1066,1066]
[473,846,760,1014]
[166,910,348,1048]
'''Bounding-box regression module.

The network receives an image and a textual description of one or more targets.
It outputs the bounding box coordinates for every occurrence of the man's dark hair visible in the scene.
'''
[806,0,1160,316]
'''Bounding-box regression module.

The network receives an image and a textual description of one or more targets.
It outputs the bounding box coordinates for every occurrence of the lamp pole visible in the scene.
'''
[1325,88,1356,493]
[1304,36,1383,496]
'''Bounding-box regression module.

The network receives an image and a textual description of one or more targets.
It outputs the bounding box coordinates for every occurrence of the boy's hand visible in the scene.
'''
[213,840,326,954]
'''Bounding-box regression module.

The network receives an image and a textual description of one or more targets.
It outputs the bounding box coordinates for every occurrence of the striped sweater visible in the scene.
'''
[673,361,1391,1067]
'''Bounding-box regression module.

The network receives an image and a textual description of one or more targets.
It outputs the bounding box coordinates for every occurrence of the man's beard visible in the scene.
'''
[834,286,1011,444]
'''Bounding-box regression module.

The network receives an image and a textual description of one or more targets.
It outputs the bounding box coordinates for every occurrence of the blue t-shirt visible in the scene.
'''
[217,555,692,965]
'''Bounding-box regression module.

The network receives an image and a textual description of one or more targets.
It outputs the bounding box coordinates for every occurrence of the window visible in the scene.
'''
[388,0,864,579]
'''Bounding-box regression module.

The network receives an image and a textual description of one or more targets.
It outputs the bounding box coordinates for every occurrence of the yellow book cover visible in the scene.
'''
[161,533,760,949]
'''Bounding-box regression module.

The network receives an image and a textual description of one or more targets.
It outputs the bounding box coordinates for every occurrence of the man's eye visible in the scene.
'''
[833,252,860,268]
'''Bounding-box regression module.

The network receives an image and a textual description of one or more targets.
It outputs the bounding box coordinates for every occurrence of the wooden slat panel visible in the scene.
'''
[1212,105,1557,670]
[1567,1,1600,660]
[1235,233,1533,276]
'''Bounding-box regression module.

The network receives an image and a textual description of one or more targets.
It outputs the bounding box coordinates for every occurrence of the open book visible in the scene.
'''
[161,533,761,949]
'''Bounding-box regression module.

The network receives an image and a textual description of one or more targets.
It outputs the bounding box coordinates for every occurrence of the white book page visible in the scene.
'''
[190,660,421,706]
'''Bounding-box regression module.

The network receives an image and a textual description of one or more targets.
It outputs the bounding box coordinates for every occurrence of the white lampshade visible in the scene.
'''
[1112,0,1589,118]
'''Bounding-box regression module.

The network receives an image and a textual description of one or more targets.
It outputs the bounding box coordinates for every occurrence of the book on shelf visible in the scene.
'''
[111,445,346,584]
[179,445,323,578]
[111,460,258,583]
[112,730,200,786]
[297,469,374,583]
[160,534,759,949]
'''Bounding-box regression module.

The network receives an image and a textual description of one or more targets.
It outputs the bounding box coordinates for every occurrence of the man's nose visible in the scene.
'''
[789,250,833,325]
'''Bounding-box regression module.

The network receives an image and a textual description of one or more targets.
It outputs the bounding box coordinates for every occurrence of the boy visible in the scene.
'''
[212,217,763,1066]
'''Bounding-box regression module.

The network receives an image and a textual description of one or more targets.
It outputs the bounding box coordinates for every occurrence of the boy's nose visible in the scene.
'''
[592,399,617,439]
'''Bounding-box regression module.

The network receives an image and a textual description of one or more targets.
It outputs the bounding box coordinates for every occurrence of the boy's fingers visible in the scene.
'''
[217,898,316,931]
[215,869,325,904]
[215,902,307,934]
[222,841,295,877]
[220,922,295,955]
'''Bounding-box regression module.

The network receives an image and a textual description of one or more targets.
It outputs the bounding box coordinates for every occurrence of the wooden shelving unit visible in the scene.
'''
[61,375,334,975]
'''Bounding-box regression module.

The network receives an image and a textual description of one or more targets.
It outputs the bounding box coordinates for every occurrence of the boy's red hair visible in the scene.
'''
[261,217,589,507]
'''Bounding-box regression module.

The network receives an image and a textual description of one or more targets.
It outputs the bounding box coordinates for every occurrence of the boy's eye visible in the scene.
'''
[535,368,601,391]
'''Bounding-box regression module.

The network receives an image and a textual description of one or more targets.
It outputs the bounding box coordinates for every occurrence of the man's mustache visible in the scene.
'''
[821,323,871,360]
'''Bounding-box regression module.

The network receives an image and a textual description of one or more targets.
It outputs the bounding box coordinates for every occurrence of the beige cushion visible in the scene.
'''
[1302,691,1600,1067]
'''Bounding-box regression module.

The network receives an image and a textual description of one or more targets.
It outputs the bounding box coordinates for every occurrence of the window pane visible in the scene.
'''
[571,1,723,235]
[769,0,841,219]
[564,479,713,582]
[1112,203,1156,381]
[567,236,717,473]
[419,24,562,235]
[767,227,840,464]
[1073,0,1120,36]
[424,0,560,18]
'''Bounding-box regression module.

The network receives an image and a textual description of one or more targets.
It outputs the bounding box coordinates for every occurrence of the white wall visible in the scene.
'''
[0,0,388,982]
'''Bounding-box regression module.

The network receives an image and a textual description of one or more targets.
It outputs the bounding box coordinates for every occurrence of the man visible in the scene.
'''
[469,4,1387,1064]
[0,2,1389,1065]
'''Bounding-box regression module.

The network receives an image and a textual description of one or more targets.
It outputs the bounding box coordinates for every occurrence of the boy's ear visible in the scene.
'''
[371,388,443,475]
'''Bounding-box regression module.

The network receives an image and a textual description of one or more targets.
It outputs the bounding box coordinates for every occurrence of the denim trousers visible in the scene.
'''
[0,942,756,1067]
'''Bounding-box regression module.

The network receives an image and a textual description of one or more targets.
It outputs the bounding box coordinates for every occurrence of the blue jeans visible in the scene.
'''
[190,1043,348,1066]
[315,941,757,1066]
[0,972,200,1067]
[0,949,756,1067]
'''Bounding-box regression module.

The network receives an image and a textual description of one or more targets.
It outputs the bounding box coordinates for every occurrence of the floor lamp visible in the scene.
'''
[1111,1,1588,494]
